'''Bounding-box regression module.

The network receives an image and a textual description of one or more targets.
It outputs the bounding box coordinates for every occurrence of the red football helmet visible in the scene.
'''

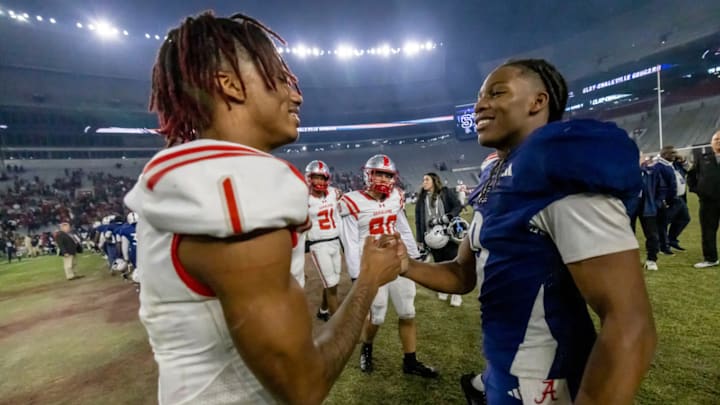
[304,160,331,193]
[363,154,397,197]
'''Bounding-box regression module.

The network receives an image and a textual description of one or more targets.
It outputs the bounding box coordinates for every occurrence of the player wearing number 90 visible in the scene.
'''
[340,154,439,378]
[305,160,344,321]
[124,11,404,405]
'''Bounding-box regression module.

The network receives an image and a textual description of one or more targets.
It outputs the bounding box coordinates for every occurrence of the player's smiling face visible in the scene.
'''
[231,55,303,149]
[474,66,542,151]
[258,74,303,146]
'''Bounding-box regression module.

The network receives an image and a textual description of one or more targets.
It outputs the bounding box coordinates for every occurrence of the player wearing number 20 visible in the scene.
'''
[305,160,344,320]
[340,154,439,378]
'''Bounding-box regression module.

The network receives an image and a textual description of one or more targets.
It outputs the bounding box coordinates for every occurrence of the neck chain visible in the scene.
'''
[476,158,506,205]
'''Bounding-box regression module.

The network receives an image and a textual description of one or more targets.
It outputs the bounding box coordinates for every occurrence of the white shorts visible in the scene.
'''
[308,239,342,288]
[370,276,416,325]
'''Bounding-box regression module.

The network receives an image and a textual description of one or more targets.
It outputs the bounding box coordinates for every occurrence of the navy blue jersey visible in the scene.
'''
[116,223,137,267]
[468,119,641,402]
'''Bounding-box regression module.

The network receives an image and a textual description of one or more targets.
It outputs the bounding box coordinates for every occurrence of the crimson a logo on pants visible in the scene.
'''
[534,379,559,404]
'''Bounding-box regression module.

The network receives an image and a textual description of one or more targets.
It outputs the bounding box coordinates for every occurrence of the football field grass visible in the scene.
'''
[0,195,718,404]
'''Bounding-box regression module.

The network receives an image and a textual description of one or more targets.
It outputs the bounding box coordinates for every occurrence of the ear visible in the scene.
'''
[528,91,549,116]
[216,71,246,104]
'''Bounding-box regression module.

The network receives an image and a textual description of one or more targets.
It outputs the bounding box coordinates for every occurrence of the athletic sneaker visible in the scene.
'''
[402,359,439,378]
[460,373,488,405]
[669,242,686,251]
[644,261,658,271]
[360,343,373,373]
[450,295,463,307]
[693,260,719,269]
[316,309,330,322]
[438,293,449,301]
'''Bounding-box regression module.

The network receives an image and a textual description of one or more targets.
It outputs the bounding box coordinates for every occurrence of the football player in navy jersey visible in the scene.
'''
[397,59,656,405]
[116,212,139,280]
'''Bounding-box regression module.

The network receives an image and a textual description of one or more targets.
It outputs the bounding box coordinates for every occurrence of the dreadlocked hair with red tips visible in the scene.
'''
[149,11,298,146]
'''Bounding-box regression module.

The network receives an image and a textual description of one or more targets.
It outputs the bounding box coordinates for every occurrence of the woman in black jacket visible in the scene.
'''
[414,172,463,306]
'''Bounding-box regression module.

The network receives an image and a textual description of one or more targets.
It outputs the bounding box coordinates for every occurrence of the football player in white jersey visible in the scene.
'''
[340,154,439,378]
[123,12,404,405]
[305,160,344,321]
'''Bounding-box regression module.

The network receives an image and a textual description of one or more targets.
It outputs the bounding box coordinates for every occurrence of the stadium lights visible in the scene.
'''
[0,7,441,56]
[337,45,354,59]
[94,21,119,39]
[403,41,420,55]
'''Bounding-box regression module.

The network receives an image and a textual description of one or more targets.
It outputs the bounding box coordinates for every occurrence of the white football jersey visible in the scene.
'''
[339,188,419,279]
[124,139,309,405]
[307,187,342,241]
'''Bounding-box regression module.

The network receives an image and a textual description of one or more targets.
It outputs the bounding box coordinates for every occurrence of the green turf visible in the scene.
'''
[0,195,718,404]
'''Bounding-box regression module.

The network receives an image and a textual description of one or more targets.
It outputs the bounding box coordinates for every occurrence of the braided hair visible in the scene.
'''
[149,11,298,146]
[502,59,568,123]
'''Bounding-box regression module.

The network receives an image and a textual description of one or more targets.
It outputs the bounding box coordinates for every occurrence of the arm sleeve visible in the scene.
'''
[530,194,639,264]
[396,210,421,259]
[340,214,361,279]
[121,235,130,261]
[124,154,308,238]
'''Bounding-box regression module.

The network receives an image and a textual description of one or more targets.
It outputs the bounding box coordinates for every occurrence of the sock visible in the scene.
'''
[318,308,329,314]
[471,374,485,391]
[403,352,417,364]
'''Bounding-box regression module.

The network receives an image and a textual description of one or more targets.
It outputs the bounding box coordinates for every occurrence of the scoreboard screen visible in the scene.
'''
[454,103,476,140]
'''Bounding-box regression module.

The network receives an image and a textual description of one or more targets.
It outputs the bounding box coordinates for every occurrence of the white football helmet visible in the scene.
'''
[448,217,470,244]
[424,225,449,249]
[111,258,128,272]
[304,160,331,192]
[363,154,397,197]
[101,216,110,225]
[127,212,138,225]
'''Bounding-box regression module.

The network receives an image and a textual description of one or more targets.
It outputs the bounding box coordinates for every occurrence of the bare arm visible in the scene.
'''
[569,249,657,405]
[179,230,401,404]
[402,236,477,294]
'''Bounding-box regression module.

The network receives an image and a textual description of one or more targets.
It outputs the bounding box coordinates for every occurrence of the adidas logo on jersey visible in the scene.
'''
[500,163,513,177]
[507,388,522,400]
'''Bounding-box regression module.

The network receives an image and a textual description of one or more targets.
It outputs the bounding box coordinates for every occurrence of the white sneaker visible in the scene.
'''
[437,293,448,301]
[450,295,462,307]
[644,261,658,271]
[693,260,719,269]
